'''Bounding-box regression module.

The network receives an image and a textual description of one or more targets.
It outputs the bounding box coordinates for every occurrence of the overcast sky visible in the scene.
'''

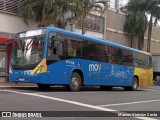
[120,0,128,6]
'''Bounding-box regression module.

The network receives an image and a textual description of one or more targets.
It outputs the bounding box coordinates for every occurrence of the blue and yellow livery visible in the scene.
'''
[9,27,153,91]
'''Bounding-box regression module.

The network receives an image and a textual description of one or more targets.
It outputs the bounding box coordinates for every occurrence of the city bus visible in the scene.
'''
[9,27,153,91]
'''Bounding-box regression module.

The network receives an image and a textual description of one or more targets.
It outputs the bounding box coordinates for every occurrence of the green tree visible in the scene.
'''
[20,0,70,28]
[69,0,108,34]
[124,11,147,50]
[51,0,70,28]
[126,0,160,52]
[145,0,160,52]
[123,14,137,48]
[20,0,53,27]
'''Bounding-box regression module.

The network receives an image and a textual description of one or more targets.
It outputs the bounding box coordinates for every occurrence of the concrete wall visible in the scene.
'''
[75,28,103,39]
[106,8,129,46]
[1,9,160,54]
[0,12,37,38]
[0,12,104,39]
[106,8,160,54]
[144,26,160,53]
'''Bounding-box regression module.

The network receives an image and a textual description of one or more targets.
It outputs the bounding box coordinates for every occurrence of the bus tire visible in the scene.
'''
[124,77,138,91]
[100,86,112,91]
[69,72,81,92]
[37,84,50,90]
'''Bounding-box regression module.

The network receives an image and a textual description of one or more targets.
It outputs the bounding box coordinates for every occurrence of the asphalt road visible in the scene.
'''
[0,86,160,120]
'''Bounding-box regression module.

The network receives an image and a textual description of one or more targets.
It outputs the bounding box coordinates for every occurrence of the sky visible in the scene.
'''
[120,0,128,6]
[109,0,129,9]
[119,0,129,8]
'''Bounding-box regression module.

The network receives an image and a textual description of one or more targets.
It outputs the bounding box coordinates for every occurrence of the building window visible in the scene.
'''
[0,0,20,15]
[75,14,104,32]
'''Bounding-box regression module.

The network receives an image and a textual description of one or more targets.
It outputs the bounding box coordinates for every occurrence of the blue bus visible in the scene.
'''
[9,27,153,91]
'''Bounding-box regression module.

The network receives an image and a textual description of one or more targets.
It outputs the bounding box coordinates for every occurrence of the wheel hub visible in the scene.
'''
[72,77,78,87]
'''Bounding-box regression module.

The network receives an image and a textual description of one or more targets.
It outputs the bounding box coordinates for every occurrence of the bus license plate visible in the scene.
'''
[19,77,25,81]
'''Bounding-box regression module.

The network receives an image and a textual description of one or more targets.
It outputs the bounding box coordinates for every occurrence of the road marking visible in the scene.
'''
[0,86,35,88]
[98,99,160,107]
[0,89,158,120]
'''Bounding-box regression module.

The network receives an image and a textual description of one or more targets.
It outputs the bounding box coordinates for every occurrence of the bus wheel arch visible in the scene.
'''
[72,69,84,85]
[134,75,139,87]
[124,76,139,91]
[68,69,84,92]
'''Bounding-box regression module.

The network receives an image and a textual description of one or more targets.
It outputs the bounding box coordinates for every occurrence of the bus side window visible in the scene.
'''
[51,36,57,54]
[48,36,57,55]
[47,35,60,65]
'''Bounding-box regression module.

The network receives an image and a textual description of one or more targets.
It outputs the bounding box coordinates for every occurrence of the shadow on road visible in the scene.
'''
[2,86,144,92]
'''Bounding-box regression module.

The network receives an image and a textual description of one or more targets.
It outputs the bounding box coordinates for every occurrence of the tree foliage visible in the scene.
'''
[20,0,53,27]
[20,0,70,28]
[20,0,108,32]
[124,11,147,49]
[69,0,108,34]
[124,0,160,52]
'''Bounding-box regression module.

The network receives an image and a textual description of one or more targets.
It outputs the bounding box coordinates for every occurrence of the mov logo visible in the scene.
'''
[89,64,102,71]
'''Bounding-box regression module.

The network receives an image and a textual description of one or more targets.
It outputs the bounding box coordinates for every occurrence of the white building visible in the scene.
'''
[0,0,107,39]
[0,0,37,39]
[109,0,128,10]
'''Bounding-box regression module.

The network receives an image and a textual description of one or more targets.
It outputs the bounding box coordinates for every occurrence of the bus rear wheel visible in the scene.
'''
[37,84,50,90]
[124,77,138,91]
[69,72,81,92]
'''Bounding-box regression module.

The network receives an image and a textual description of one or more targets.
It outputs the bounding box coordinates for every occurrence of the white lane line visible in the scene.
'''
[98,99,160,107]
[0,89,115,111]
[0,89,158,120]
[0,86,35,88]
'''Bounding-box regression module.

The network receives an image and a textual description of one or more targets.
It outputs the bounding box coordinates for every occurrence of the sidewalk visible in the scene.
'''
[0,77,36,88]
[0,82,36,88]
[142,85,160,90]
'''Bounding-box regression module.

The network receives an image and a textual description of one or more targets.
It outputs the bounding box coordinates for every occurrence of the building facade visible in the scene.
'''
[1,0,159,53]
[105,7,160,54]
[0,0,36,38]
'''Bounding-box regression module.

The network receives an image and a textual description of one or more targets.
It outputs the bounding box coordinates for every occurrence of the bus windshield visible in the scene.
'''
[11,29,46,69]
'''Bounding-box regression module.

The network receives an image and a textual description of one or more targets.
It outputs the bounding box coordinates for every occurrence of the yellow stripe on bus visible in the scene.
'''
[134,68,153,86]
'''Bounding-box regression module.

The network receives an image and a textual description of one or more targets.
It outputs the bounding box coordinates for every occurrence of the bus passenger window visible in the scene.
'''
[48,36,57,55]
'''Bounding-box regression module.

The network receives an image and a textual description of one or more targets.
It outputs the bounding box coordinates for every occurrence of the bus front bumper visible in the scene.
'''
[9,73,47,84]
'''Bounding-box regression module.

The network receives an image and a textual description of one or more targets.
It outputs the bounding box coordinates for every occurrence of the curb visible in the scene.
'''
[0,82,36,89]
[142,86,160,90]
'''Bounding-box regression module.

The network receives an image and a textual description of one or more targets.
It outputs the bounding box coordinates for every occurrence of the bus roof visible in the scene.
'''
[18,27,152,56]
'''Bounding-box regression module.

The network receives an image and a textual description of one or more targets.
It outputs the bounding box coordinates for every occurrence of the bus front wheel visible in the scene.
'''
[69,72,81,92]
[124,77,138,91]
[37,84,50,90]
